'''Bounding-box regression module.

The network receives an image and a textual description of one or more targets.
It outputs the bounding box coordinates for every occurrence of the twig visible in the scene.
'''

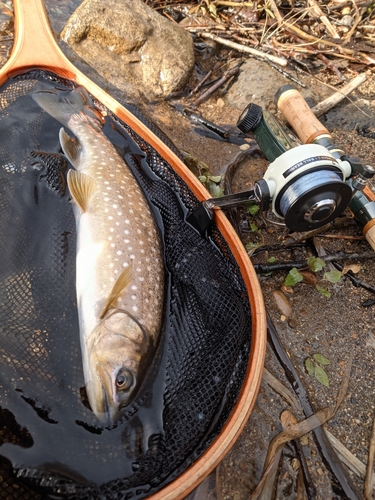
[285,22,375,64]
[318,234,364,240]
[311,73,368,116]
[343,0,362,45]
[326,429,375,487]
[262,369,316,499]
[193,65,240,106]
[364,413,375,499]
[333,260,375,294]
[262,368,301,415]
[196,32,288,66]
[267,60,307,88]
[253,251,375,273]
[294,439,317,500]
[268,0,283,26]
[307,0,340,39]
[317,53,344,80]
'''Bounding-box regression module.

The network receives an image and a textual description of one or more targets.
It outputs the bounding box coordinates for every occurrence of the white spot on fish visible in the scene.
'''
[124,230,129,235]
[108,216,113,220]
[117,250,122,255]
[131,295,136,300]
[125,220,130,224]
[132,306,138,312]
[110,228,114,232]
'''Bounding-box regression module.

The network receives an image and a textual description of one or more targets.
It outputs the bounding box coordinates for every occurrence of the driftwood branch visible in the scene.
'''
[311,73,368,116]
[195,32,288,66]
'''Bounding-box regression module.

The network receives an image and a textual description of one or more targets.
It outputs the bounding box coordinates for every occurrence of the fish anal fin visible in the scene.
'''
[99,264,133,319]
[59,128,81,167]
[67,170,97,212]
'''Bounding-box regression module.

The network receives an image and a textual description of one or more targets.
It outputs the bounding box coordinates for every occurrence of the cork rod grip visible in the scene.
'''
[276,86,330,144]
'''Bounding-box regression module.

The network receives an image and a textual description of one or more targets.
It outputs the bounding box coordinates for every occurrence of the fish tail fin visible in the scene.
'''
[32,87,105,130]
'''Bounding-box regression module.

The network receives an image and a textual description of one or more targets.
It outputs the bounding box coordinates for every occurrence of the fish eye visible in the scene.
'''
[116,370,133,391]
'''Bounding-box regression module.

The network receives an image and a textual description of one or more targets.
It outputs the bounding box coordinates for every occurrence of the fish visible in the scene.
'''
[32,87,164,424]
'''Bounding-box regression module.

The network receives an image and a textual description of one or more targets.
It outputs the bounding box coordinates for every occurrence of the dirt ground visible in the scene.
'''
[156,72,375,500]
[15,1,375,498]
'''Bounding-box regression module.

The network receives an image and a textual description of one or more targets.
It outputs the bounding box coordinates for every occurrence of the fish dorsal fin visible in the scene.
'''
[59,128,81,168]
[100,264,133,319]
[67,170,97,212]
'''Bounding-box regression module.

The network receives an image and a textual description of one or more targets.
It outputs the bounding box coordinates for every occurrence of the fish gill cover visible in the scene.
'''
[0,70,252,499]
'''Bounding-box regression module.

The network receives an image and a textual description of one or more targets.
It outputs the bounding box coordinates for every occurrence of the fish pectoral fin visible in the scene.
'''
[99,264,133,319]
[59,128,82,168]
[67,170,97,212]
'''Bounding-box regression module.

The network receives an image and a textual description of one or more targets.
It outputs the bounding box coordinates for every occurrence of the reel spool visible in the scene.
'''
[260,144,352,232]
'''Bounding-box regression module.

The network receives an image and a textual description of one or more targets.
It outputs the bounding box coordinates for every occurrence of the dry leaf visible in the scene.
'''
[342,264,361,275]
[300,270,318,286]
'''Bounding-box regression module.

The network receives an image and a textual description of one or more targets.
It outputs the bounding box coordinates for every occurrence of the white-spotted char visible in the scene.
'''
[32,87,164,424]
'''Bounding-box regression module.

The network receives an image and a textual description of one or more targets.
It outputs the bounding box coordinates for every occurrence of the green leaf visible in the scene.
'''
[284,268,303,287]
[246,242,261,250]
[248,204,260,216]
[313,353,330,366]
[314,365,329,387]
[208,175,221,183]
[324,270,342,283]
[307,256,325,273]
[316,285,331,298]
[199,175,207,183]
[207,182,224,198]
[267,256,276,263]
[305,358,315,376]
[250,223,259,232]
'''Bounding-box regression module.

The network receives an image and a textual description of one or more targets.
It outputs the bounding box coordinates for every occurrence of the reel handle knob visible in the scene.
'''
[275,85,329,144]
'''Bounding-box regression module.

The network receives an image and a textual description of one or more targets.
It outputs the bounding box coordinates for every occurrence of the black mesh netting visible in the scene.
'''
[0,70,252,499]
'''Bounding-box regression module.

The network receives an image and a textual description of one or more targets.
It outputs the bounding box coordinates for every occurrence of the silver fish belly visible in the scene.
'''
[32,88,164,423]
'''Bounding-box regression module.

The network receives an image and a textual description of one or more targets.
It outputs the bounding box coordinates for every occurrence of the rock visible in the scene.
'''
[272,289,293,318]
[61,0,195,100]
[224,58,330,113]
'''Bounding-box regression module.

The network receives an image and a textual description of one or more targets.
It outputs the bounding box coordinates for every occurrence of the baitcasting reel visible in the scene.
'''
[188,85,374,235]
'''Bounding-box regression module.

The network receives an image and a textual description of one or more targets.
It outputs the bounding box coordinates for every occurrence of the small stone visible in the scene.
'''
[216,98,225,107]
[288,318,297,329]
[272,289,293,318]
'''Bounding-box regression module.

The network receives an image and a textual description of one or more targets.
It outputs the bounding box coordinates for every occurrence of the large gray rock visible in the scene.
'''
[61,0,195,100]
